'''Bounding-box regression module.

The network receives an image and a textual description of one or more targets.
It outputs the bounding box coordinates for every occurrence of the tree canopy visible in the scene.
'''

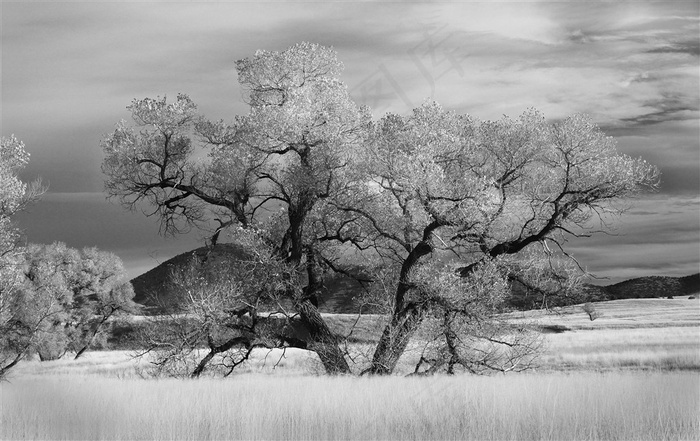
[101,42,659,377]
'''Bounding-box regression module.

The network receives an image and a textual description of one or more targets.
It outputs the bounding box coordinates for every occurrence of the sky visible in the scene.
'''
[2,1,699,284]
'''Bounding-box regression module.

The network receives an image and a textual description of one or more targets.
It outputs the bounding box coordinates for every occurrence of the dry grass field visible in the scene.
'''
[512,298,700,372]
[2,298,699,440]
[3,372,698,441]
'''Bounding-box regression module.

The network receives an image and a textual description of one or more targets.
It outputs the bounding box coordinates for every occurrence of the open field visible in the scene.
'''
[512,298,700,372]
[507,298,700,330]
[2,298,699,440]
[322,298,700,373]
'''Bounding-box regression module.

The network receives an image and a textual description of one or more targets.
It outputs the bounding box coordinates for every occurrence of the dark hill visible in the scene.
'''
[131,244,365,314]
[507,274,699,309]
[602,273,699,300]
[131,243,251,313]
[131,246,699,313]
[680,273,700,295]
[606,275,694,300]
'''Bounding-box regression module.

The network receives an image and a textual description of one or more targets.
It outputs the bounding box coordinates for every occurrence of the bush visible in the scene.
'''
[582,303,601,321]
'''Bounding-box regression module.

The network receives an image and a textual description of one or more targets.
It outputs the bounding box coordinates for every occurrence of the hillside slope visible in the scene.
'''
[131,245,699,314]
[131,244,250,312]
[131,244,365,314]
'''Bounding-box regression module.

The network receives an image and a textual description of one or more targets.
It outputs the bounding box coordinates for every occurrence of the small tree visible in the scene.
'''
[69,247,139,359]
[22,243,80,361]
[403,259,542,375]
[17,242,138,362]
[582,302,601,321]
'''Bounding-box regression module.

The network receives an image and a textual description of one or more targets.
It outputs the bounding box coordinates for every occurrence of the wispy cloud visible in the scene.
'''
[566,195,700,282]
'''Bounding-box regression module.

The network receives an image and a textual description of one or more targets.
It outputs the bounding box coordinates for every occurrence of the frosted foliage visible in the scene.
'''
[0,135,29,217]
[236,42,344,107]
[410,259,509,311]
[236,42,370,208]
[127,93,198,134]
[352,103,658,257]
[102,94,198,195]
[1,136,43,376]
[1,135,31,285]
[4,243,136,363]
[101,94,258,234]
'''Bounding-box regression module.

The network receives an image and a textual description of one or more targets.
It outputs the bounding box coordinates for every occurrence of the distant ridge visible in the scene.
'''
[509,273,700,309]
[131,245,700,314]
[606,273,700,300]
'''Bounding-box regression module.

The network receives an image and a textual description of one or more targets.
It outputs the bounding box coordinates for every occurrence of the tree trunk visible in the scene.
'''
[191,335,251,378]
[278,148,350,374]
[366,227,438,375]
[191,350,217,378]
[73,345,90,361]
[0,350,28,380]
[74,315,111,360]
[364,303,424,375]
[294,298,350,374]
[443,310,459,375]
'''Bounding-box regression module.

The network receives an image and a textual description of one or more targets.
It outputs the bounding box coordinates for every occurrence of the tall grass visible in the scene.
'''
[2,372,698,440]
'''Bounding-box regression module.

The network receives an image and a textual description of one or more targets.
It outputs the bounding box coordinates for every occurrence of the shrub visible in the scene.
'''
[582,303,601,321]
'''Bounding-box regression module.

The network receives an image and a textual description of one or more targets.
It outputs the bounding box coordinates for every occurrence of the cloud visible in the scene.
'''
[646,42,700,56]
[597,118,699,195]
[565,195,700,282]
[619,93,699,127]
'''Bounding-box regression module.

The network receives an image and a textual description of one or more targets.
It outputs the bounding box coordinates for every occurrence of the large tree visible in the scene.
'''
[103,42,369,374]
[324,103,658,374]
[101,43,658,377]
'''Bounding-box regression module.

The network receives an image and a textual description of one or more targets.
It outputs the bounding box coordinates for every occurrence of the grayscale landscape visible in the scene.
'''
[2,2,698,440]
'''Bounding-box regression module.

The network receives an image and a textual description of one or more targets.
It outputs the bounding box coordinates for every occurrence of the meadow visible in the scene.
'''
[2,298,699,440]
